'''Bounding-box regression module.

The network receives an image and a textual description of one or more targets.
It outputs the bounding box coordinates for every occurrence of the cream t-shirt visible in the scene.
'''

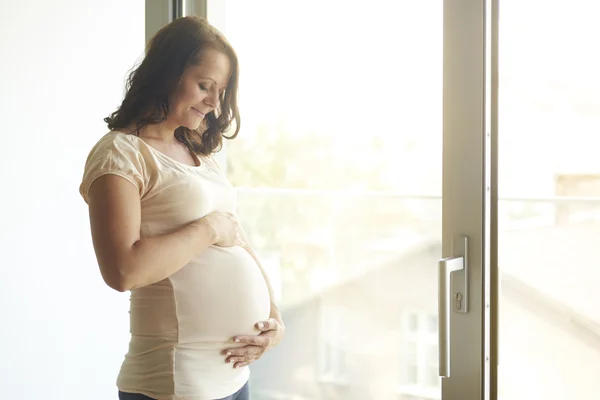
[79,131,271,400]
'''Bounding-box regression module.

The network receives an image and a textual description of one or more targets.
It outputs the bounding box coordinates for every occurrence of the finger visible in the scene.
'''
[232,227,245,247]
[227,355,248,364]
[234,335,269,347]
[222,345,262,357]
[228,354,257,366]
[256,318,279,331]
[222,348,244,357]
[234,361,250,369]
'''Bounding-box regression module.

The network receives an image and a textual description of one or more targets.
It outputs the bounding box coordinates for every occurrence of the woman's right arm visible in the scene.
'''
[87,174,237,292]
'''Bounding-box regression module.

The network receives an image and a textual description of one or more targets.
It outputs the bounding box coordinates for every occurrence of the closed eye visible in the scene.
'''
[199,84,209,91]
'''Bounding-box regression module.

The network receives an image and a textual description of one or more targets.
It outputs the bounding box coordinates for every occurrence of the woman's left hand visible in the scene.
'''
[223,318,285,369]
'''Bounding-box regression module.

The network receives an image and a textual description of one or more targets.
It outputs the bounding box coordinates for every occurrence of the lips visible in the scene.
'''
[192,107,206,117]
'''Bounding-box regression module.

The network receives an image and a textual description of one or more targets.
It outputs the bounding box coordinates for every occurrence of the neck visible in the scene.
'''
[134,121,180,142]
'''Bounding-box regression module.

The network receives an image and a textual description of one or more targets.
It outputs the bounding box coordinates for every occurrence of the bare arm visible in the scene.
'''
[239,225,284,328]
[87,174,228,292]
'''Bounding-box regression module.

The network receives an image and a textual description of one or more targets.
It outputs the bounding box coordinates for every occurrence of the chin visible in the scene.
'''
[181,118,204,131]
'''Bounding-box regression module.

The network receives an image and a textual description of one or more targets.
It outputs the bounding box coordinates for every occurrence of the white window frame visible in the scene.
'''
[317,301,349,384]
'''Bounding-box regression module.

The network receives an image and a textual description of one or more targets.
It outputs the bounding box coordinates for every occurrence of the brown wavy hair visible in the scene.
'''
[104,16,240,155]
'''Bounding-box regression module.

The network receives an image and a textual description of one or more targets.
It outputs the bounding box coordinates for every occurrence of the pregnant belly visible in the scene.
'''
[170,246,271,344]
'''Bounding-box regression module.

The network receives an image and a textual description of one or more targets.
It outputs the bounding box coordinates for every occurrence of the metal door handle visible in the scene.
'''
[438,235,469,378]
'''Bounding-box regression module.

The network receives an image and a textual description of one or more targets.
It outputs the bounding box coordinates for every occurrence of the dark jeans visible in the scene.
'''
[118,381,250,400]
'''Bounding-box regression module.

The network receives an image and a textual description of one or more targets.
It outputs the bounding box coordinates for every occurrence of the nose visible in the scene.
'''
[203,90,219,108]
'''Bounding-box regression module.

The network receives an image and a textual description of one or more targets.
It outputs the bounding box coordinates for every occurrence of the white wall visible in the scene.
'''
[0,1,144,399]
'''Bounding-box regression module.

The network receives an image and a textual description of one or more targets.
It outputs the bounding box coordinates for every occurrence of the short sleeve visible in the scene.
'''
[79,133,147,204]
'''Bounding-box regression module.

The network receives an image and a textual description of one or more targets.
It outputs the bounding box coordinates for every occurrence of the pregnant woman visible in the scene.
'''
[79,16,284,400]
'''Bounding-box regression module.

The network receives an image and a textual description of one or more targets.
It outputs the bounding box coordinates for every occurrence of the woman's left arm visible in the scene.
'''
[222,224,286,368]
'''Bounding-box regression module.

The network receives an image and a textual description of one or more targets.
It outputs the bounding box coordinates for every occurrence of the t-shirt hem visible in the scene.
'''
[118,377,249,400]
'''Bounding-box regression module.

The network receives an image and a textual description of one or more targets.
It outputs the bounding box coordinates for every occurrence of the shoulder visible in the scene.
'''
[83,131,155,170]
[80,131,151,203]
[88,131,142,157]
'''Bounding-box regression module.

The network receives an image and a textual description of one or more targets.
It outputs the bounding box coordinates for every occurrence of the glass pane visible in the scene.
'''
[498,1,600,399]
[215,1,443,398]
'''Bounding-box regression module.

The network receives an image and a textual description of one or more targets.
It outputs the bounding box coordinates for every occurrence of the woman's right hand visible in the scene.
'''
[200,211,245,247]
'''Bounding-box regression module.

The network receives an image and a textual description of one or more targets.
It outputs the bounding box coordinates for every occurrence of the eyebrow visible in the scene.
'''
[199,76,216,84]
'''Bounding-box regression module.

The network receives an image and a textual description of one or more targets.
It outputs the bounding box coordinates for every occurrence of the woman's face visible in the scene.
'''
[168,48,231,130]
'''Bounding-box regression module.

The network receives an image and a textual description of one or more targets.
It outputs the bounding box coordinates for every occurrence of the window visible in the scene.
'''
[497,1,600,399]
[204,0,493,398]
[209,2,446,397]
[398,312,440,400]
